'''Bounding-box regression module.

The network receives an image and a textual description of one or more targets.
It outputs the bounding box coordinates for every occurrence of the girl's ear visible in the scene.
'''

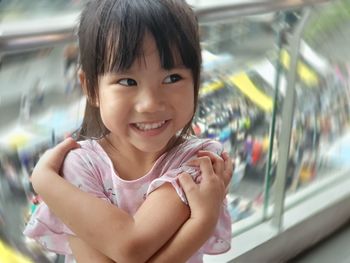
[78,69,99,107]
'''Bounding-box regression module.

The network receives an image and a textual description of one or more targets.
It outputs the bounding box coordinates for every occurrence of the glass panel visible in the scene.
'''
[196,12,282,226]
[0,0,85,22]
[0,42,84,262]
[0,43,83,140]
[284,1,350,196]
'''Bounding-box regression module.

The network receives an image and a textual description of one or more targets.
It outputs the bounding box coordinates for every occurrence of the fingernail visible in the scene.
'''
[185,159,197,166]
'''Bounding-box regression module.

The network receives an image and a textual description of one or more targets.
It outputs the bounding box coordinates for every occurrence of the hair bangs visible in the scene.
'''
[98,2,147,74]
[138,0,199,71]
[103,26,146,74]
[100,0,199,74]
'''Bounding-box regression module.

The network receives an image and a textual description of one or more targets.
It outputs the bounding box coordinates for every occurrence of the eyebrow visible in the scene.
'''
[115,64,189,75]
[171,64,188,70]
[117,68,137,75]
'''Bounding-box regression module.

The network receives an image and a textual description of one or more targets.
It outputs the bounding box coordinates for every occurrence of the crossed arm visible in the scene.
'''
[31,138,232,262]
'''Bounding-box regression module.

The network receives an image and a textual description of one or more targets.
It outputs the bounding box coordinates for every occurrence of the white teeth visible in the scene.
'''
[134,121,166,131]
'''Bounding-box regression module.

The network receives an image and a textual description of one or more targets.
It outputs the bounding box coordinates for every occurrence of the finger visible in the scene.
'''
[186,156,215,179]
[178,173,197,198]
[43,138,80,170]
[52,137,80,155]
[222,152,234,187]
[197,150,224,176]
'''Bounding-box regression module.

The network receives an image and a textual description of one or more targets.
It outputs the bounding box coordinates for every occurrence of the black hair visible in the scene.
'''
[77,0,202,155]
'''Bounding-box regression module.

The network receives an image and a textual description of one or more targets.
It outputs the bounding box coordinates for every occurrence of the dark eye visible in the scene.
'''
[164,74,182,84]
[118,78,137,86]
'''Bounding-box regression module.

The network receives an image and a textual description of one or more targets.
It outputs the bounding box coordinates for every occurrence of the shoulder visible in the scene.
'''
[160,137,223,168]
[64,139,108,165]
[60,140,114,194]
[181,136,223,155]
[62,139,110,178]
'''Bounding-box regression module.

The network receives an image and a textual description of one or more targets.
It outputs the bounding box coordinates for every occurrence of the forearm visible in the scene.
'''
[32,170,189,263]
[32,171,136,261]
[148,216,217,263]
[69,236,116,263]
[147,156,231,263]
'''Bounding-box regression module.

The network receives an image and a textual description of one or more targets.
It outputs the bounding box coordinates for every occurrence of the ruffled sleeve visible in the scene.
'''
[146,139,232,255]
[23,146,109,255]
[200,200,232,254]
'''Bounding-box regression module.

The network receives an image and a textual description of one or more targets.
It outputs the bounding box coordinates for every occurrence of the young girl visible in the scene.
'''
[24,0,233,262]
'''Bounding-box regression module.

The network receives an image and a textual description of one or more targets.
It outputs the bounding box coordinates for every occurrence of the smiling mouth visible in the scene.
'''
[132,120,169,131]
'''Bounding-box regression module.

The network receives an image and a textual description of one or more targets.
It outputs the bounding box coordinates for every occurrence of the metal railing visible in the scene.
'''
[196,0,329,22]
[0,0,330,54]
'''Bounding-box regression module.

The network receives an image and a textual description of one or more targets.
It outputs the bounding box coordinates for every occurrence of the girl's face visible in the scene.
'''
[97,34,194,157]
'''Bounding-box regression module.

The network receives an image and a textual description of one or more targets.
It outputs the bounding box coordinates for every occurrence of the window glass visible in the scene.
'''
[0,0,84,22]
[284,1,350,197]
[197,12,281,225]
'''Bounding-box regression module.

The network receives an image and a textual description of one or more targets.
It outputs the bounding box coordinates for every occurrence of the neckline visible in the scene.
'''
[90,139,169,185]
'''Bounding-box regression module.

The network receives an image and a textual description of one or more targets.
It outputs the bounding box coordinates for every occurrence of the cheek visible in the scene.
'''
[98,104,112,130]
[177,87,195,120]
[186,84,195,111]
[98,96,124,127]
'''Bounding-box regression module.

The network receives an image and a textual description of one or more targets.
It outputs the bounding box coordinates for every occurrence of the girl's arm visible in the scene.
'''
[66,154,230,263]
[66,152,232,263]
[68,236,114,263]
[31,139,231,263]
[148,151,233,262]
[33,162,188,263]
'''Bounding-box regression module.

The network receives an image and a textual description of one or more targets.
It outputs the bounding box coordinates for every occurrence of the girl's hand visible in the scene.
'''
[196,150,234,190]
[31,138,80,190]
[178,151,233,225]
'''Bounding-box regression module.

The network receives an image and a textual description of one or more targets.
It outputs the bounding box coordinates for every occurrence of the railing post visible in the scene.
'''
[272,8,311,231]
[263,12,285,219]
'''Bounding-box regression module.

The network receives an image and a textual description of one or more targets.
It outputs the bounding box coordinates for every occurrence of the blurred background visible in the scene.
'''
[1,0,350,262]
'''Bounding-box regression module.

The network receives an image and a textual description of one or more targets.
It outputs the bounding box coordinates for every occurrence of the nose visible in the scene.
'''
[135,86,166,113]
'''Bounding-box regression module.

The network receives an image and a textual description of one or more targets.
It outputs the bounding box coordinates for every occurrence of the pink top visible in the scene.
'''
[24,137,231,263]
